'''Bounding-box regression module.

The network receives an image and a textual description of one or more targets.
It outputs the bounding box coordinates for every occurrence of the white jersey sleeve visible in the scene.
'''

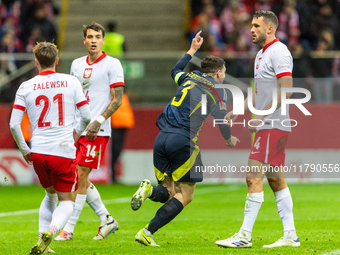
[272,47,293,78]
[108,57,124,88]
[10,108,30,156]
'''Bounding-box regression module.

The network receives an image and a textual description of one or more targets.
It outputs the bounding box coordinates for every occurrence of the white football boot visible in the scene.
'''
[263,237,300,248]
[215,232,252,248]
[93,219,119,240]
[54,230,73,241]
[131,179,152,211]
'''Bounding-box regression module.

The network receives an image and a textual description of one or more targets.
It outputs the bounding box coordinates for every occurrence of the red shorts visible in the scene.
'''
[249,129,289,167]
[75,136,109,169]
[32,153,78,192]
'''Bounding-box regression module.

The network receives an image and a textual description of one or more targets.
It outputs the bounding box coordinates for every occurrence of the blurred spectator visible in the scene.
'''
[191,0,225,17]
[220,0,248,45]
[276,0,300,47]
[310,31,335,102]
[290,43,311,98]
[25,27,44,52]
[310,2,340,49]
[21,3,57,50]
[20,0,59,25]
[190,3,223,52]
[244,0,273,13]
[224,14,257,77]
[102,21,126,56]
[0,30,21,74]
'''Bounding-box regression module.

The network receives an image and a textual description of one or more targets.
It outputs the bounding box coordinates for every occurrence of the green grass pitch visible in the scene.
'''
[0,183,339,254]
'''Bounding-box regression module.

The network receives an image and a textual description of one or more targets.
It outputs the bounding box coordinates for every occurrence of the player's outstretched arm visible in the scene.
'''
[9,109,32,165]
[187,30,203,56]
[85,86,124,140]
[170,31,204,82]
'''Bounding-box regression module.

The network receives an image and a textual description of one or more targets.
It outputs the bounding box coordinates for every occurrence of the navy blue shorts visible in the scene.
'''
[153,132,203,183]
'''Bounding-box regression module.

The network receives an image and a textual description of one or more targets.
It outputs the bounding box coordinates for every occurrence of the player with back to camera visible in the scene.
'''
[54,21,124,241]
[131,31,240,247]
[215,10,300,248]
[10,41,91,254]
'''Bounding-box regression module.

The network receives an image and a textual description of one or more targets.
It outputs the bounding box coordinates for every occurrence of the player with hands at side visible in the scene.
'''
[216,10,299,249]
[10,41,91,254]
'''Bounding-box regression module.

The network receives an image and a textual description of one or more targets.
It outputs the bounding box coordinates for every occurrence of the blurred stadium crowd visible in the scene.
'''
[0,0,58,102]
[190,0,340,101]
[1,0,340,103]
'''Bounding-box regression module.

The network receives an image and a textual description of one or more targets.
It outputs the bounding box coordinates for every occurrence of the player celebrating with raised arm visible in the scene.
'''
[215,10,299,248]
[54,22,124,241]
[131,31,239,247]
[10,42,91,254]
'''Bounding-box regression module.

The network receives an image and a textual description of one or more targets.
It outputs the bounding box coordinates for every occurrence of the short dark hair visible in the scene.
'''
[253,10,278,30]
[33,42,58,69]
[83,21,105,38]
[201,55,225,74]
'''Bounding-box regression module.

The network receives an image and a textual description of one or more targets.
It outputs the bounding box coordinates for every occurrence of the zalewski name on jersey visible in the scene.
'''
[33,81,68,90]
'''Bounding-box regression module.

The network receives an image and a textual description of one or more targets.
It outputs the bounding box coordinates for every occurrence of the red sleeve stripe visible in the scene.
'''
[13,104,26,111]
[110,82,125,88]
[276,72,292,78]
[76,100,88,108]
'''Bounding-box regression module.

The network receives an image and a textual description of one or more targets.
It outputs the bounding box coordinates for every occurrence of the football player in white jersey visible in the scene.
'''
[55,22,124,241]
[216,10,300,248]
[10,42,91,254]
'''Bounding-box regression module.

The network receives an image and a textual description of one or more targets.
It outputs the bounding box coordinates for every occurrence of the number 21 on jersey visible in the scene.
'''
[35,93,64,128]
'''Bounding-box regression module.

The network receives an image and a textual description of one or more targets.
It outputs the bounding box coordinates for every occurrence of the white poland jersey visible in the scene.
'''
[71,52,125,136]
[254,38,293,132]
[13,71,88,159]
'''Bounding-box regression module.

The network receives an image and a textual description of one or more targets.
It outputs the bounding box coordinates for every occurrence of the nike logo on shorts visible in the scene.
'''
[251,151,260,154]
[85,159,94,162]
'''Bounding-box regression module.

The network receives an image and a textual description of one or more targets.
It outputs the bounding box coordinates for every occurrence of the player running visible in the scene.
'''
[54,22,124,241]
[131,31,239,247]
[10,42,91,254]
[215,10,300,249]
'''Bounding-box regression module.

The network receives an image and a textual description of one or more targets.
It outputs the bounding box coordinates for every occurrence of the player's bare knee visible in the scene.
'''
[246,178,261,187]
[268,178,287,192]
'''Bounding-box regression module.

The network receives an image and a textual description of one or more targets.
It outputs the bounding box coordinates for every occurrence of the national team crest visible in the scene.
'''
[83,68,93,78]
[256,58,262,70]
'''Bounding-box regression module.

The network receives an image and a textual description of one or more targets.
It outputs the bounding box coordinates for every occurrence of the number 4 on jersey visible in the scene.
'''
[254,137,261,150]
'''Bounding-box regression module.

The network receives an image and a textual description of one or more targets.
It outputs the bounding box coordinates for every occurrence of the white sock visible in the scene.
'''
[275,187,297,240]
[39,192,58,235]
[240,192,264,239]
[143,228,151,236]
[86,184,113,226]
[63,194,86,233]
[50,200,74,234]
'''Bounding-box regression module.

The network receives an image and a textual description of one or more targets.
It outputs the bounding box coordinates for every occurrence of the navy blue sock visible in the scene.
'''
[147,197,184,234]
[149,185,169,203]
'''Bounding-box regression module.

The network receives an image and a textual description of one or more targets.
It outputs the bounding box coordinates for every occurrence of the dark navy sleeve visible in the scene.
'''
[171,54,192,85]
[209,87,231,141]
[218,124,231,141]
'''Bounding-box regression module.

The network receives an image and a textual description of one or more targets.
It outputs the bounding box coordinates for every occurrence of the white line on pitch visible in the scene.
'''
[321,250,340,255]
[0,185,242,218]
